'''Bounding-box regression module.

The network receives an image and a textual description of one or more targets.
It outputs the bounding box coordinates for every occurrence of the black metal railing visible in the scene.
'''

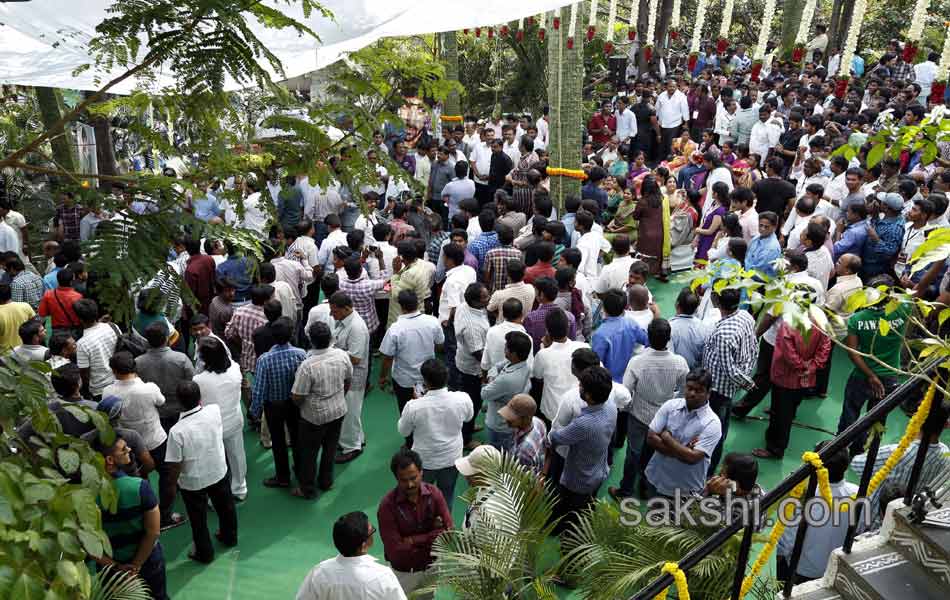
[629,356,943,600]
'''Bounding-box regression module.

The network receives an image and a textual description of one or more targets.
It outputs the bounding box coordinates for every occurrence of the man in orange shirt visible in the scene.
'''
[38,267,83,337]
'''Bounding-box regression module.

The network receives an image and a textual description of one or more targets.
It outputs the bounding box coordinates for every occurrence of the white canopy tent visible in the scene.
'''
[0,0,576,93]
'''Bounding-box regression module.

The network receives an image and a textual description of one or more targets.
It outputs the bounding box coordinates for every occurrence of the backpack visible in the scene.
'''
[109,323,149,358]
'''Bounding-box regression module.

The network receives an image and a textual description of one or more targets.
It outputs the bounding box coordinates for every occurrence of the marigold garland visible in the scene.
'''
[652,562,690,600]
[548,167,588,180]
[738,471,811,598]
[802,451,834,509]
[864,380,937,498]
[440,115,464,123]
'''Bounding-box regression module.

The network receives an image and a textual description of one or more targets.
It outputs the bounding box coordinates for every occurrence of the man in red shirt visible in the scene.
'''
[524,241,556,284]
[377,448,453,596]
[587,102,617,146]
[38,268,83,337]
[183,238,216,318]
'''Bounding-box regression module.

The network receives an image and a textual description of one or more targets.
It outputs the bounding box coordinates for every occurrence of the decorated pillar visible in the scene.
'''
[686,0,709,73]
[905,0,931,62]
[717,0,736,54]
[644,0,659,62]
[750,0,777,81]
[547,3,585,210]
[932,22,950,105]
[441,31,461,119]
[836,0,869,97]
[792,0,819,63]
[627,0,640,41]
[669,0,682,40]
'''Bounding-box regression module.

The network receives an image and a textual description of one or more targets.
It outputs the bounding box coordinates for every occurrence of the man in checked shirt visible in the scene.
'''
[701,288,757,476]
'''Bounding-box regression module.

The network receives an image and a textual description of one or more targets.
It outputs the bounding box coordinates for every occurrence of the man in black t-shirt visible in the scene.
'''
[752,157,797,223]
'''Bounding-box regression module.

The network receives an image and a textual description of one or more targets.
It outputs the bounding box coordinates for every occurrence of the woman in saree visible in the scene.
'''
[660,129,698,177]
[632,175,670,280]
[608,144,629,179]
[604,184,639,247]
[693,181,730,265]
[707,211,743,261]
[731,144,763,188]
[626,150,650,188]
[605,176,626,221]
[668,188,698,271]
[506,136,540,214]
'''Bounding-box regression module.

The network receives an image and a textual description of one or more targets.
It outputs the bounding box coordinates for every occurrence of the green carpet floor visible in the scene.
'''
[157,279,925,599]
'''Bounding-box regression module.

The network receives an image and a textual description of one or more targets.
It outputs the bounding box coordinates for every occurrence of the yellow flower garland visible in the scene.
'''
[653,562,690,600]
[548,167,588,180]
[440,115,464,123]
[865,380,937,497]
[738,380,939,599]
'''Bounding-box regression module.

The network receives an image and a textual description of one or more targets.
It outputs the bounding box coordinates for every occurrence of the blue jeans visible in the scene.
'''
[487,427,515,452]
[424,466,458,510]
[617,415,651,497]
[838,372,899,457]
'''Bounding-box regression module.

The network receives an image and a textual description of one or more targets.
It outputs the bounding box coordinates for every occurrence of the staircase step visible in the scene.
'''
[788,586,843,600]
[833,543,945,600]
[890,505,950,586]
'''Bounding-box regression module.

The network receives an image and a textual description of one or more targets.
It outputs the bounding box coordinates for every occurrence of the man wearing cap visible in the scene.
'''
[397,358,473,510]
[377,448,452,596]
[499,394,548,474]
[861,193,905,278]
[455,444,503,532]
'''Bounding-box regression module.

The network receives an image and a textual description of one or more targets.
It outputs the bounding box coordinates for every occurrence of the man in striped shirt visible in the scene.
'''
[482,225,522,295]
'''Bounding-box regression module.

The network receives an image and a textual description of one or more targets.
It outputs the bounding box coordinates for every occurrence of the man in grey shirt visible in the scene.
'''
[481,330,532,451]
[668,288,710,370]
[428,145,455,221]
[135,321,195,431]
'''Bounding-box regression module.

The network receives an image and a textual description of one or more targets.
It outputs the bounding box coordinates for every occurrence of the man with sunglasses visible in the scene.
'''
[296,511,405,600]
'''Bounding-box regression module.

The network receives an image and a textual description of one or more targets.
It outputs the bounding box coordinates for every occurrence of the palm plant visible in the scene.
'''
[89,566,151,600]
[420,453,560,600]
[560,500,742,600]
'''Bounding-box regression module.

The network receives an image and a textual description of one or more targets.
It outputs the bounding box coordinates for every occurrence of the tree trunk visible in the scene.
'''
[656,0,675,56]
[91,115,117,192]
[636,0,650,74]
[833,0,856,54]
[441,31,462,117]
[547,7,584,211]
[34,87,76,174]
[781,0,806,57]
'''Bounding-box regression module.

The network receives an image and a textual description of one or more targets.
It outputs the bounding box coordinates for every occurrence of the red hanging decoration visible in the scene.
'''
[750,61,763,82]
[553,17,561,30]
[669,29,679,40]
[628,29,636,41]
[687,53,698,73]
[644,45,653,62]
[930,81,947,105]
[791,45,805,63]
[567,37,575,49]
[527,16,535,26]
[488,27,494,39]
[834,76,849,99]
[903,42,918,63]
[475,27,481,37]
[587,25,596,42]
[604,41,614,55]
[539,28,546,41]
[716,38,728,54]
[516,30,524,41]
[500,25,509,37]
[463,28,469,35]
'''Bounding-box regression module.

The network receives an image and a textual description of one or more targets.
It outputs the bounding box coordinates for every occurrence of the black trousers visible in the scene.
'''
[553,483,598,535]
[708,390,732,477]
[393,382,415,446]
[764,386,805,457]
[813,350,833,396]
[295,415,343,497]
[149,441,175,520]
[734,340,775,415]
[660,125,682,161]
[180,475,237,563]
[474,182,493,208]
[264,401,300,483]
[458,372,483,445]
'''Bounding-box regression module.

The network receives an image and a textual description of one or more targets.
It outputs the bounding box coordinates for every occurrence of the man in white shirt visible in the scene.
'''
[536,109,550,149]
[614,97,637,146]
[574,209,609,281]
[531,308,590,421]
[593,236,635,295]
[806,25,828,64]
[397,358,473,508]
[480,296,534,377]
[315,214,349,271]
[164,381,237,563]
[914,51,939,103]
[799,222,834,292]
[749,105,784,167]
[296,511,406,600]
[656,79,691,160]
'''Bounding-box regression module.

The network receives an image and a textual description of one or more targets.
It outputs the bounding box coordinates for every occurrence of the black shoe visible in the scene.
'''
[262,477,290,488]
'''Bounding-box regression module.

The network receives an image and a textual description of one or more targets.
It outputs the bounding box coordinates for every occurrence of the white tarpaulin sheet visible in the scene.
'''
[0,0,576,93]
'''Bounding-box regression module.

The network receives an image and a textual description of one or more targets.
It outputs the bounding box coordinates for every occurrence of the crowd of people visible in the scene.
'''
[5,27,950,600]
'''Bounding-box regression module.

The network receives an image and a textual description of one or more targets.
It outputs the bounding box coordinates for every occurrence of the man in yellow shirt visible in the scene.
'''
[0,283,36,353]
